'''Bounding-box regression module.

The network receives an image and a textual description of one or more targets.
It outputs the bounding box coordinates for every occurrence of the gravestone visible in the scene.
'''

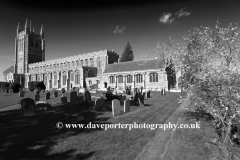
[53,91,58,97]
[62,92,67,97]
[134,92,138,101]
[120,95,127,104]
[85,91,91,103]
[19,91,25,97]
[147,90,150,98]
[61,97,68,104]
[70,91,78,107]
[124,99,130,113]
[45,92,50,99]
[20,98,35,116]
[35,94,40,101]
[78,92,84,104]
[112,99,121,116]
[94,99,103,111]
[9,89,13,94]
[142,92,146,100]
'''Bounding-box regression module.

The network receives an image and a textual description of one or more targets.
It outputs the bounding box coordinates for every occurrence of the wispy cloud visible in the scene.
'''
[159,13,175,24]
[175,7,191,18]
[113,26,126,34]
[159,7,191,25]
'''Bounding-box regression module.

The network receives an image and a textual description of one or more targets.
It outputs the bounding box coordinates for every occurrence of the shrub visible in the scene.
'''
[33,81,46,91]
[9,83,21,93]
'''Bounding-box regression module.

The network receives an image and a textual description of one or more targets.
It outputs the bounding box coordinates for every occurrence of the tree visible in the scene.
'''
[120,42,134,62]
[157,22,240,159]
[108,50,119,64]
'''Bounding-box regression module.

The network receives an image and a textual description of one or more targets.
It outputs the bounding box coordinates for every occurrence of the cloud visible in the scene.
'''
[159,13,175,24]
[175,7,191,18]
[113,26,126,34]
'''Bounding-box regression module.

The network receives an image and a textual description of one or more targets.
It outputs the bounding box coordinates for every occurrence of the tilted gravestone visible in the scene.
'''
[45,92,50,99]
[85,91,91,103]
[70,91,78,107]
[78,92,85,104]
[124,99,131,113]
[20,98,35,116]
[94,98,103,111]
[112,99,121,116]
[61,97,68,104]
[53,91,58,97]
[35,94,40,101]
[19,91,25,97]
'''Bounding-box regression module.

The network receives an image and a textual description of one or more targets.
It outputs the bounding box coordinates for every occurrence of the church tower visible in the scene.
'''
[14,19,45,74]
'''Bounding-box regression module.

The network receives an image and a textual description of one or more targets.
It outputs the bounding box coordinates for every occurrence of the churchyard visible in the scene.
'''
[0,89,190,159]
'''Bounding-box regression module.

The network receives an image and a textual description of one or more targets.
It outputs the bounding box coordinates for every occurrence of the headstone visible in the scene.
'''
[9,89,13,94]
[94,99,103,111]
[19,91,25,97]
[61,97,68,104]
[112,99,121,116]
[53,91,58,97]
[134,92,138,101]
[124,99,130,113]
[20,98,35,116]
[147,90,150,98]
[85,91,91,103]
[35,94,40,101]
[78,92,85,104]
[45,92,50,99]
[70,91,78,107]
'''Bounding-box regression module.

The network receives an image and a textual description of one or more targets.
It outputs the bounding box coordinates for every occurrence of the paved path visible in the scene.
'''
[135,93,190,160]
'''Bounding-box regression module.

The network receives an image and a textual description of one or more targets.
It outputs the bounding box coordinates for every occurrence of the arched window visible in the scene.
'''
[37,75,41,81]
[72,61,75,67]
[81,60,84,66]
[109,76,114,84]
[54,73,58,86]
[68,62,70,68]
[97,57,102,74]
[127,75,132,83]
[75,71,80,84]
[136,74,142,83]
[88,70,94,77]
[96,80,100,85]
[36,41,38,48]
[70,72,74,81]
[90,58,94,67]
[85,59,88,67]
[118,75,123,83]
[76,60,79,66]
[44,74,48,86]
[64,62,67,68]
[63,73,67,85]
[149,73,158,82]
[31,39,33,47]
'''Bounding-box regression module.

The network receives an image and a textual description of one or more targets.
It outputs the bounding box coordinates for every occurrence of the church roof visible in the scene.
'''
[3,66,14,75]
[104,58,165,73]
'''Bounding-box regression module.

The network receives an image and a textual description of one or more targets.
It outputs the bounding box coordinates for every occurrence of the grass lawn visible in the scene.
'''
[0,91,186,160]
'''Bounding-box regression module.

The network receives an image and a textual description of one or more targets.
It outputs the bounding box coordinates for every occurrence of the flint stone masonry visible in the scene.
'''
[112,99,120,116]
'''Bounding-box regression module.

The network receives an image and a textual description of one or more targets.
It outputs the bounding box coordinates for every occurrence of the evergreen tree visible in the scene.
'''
[107,50,119,64]
[120,42,134,62]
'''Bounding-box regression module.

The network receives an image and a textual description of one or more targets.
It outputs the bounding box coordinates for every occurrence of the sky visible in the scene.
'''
[0,0,240,81]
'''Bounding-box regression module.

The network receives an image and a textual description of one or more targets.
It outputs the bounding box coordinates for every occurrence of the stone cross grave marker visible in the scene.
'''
[53,91,58,97]
[112,99,120,116]
[94,98,103,111]
[85,91,91,103]
[61,97,68,104]
[70,91,78,107]
[78,92,84,104]
[45,92,50,99]
[20,98,35,116]
[124,99,130,113]
[19,91,25,97]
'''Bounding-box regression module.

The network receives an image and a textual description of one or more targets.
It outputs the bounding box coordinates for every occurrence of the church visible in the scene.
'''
[3,19,179,91]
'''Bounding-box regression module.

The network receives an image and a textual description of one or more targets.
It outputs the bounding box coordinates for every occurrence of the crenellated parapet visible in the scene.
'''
[28,49,109,74]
